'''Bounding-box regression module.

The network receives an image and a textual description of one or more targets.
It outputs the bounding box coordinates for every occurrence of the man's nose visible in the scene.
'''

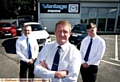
[61,32,64,36]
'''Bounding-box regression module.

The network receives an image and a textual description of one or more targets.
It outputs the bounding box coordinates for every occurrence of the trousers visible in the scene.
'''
[19,60,35,78]
[80,65,98,82]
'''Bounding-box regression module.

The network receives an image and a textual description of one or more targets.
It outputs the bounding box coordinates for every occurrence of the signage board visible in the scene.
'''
[40,3,80,13]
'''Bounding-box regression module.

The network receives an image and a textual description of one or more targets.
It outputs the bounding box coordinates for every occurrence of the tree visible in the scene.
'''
[0,0,35,19]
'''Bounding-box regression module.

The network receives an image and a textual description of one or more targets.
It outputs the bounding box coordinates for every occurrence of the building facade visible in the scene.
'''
[37,0,120,33]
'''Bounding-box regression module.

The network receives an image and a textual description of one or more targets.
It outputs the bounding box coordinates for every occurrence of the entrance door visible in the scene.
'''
[106,8,117,32]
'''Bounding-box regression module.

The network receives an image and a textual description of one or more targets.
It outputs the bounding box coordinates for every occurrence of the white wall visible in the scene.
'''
[39,13,80,33]
[41,18,80,32]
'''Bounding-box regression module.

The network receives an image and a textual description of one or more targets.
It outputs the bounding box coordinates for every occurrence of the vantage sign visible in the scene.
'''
[40,3,80,13]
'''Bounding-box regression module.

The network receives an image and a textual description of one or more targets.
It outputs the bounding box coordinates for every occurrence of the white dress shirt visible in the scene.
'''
[34,41,81,82]
[80,35,106,66]
[16,34,39,63]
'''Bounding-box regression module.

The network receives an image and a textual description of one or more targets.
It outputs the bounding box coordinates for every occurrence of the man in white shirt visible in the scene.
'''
[16,25,39,80]
[80,23,106,82]
[34,20,81,82]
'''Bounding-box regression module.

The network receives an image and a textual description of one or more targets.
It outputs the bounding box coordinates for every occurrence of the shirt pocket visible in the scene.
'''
[59,60,68,70]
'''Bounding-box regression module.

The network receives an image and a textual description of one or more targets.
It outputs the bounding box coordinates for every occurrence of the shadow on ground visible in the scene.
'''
[2,38,18,54]
[1,37,42,54]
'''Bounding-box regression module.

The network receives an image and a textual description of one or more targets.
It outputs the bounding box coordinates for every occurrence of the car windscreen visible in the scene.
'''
[30,24,44,31]
[72,24,87,33]
[0,23,11,27]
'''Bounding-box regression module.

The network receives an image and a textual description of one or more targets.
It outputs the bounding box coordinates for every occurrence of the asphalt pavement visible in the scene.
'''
[0,53,19,78]
[0,34,120,82]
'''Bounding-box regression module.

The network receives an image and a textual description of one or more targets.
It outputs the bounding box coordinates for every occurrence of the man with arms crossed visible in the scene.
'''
[80,23,106,82]
[34,20,81,82]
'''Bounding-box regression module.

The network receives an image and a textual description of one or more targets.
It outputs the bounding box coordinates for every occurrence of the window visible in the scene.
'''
[81,7,118,32]
[31,24,44,31]
[81,7,88,24]
[116,10,120,32]
[106,8,117,31]
[88,8,97,24]
[98,8,107,31]
[0,23,11,27]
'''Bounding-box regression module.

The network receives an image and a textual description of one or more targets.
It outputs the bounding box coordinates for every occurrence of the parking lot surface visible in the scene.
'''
[0,34,120,82]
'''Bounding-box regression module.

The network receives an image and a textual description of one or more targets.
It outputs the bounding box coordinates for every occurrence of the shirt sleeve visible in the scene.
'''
[80,40,86,63]
[62,49,82,82]
[16,39,29,63]
[87,39,106,65]
[32,40,39,60]
[34,44,55,78]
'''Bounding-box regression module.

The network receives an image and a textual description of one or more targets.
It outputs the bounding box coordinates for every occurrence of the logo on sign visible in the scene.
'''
[68,4,79,13]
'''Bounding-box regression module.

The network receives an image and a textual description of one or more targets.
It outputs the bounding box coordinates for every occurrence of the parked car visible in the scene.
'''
[23,22,51,47]
[69,24,88,49]
[11,20,22,35]
[12,15,34,36]
[0,22,17,38]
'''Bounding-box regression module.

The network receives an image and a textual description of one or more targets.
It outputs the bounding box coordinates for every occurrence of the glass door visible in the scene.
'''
[106,8,117,32]
[98,8,107,31]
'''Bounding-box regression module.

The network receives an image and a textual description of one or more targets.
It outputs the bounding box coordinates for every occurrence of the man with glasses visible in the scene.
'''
[79,23,106,82]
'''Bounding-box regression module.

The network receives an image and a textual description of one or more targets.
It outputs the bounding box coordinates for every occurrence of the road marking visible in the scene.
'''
[110,34,119,61]
[115,34,118,60]
[108,34,119,61]
[101,60,120,67]
[110,58,120,62]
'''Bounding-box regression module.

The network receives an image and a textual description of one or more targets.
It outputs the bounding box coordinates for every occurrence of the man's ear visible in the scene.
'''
[69,32,71,37]
[95,28,98,33]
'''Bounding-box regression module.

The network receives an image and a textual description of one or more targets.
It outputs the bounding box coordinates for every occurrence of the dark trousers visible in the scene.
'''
[19,60,35,79]
[80,65,98,82]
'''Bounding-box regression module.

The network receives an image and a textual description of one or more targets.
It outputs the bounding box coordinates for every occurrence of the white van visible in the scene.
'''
[24,22,51,47]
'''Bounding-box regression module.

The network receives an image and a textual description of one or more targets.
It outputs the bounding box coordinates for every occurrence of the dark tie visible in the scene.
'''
[51,46,61,71]
[26,38,32,59]
[84,38,93,62]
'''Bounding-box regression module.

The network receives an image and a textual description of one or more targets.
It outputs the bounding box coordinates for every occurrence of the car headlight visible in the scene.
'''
[71,33,82,37]
[11,29,16,32]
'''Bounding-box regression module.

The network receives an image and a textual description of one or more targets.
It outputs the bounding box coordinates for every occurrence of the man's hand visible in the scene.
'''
[39,60,68,78]
[54,71,68,78]
[39,60,48,69]
[82,62,89,68]
[28,59,34,65]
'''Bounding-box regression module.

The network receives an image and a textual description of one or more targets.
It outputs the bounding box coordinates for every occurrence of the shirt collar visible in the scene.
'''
[22,34,31,39]
[55,41,69,52]
[88,35,98,40]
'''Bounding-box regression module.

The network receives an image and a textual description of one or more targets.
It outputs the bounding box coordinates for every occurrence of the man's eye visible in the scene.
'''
[25,30,30,31]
